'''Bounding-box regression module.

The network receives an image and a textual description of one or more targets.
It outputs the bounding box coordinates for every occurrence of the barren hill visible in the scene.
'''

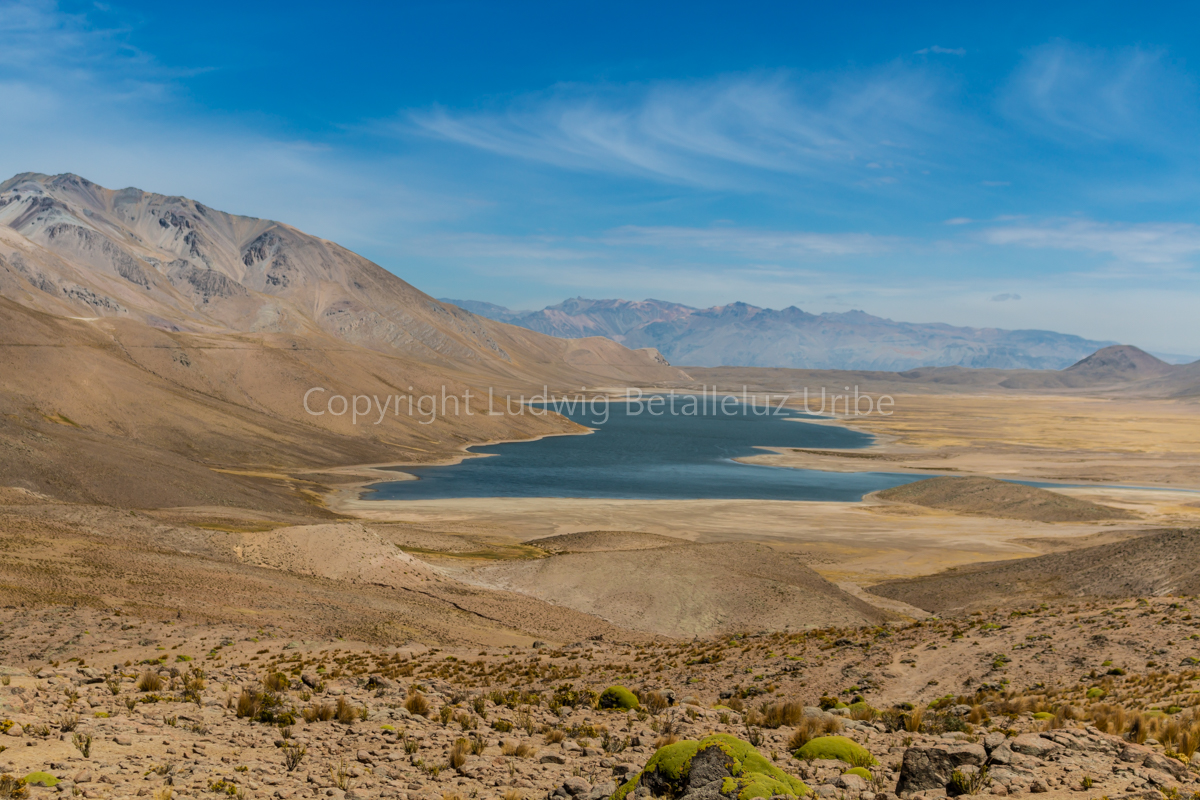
[525,530,686,553]
[876,477,1135,522]
[869,527,1200,613]
[0,173,685,509]
[469,540,889,636]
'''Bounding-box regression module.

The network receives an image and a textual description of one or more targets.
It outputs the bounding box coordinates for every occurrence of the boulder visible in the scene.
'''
[1143,754,1188,781]
[562,776,591,797]
[1009,734,1058,759]
[896,744,987,795]
[836,773,869,792]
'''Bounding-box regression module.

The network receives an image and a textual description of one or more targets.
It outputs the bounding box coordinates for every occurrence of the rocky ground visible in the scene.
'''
[0,596,1198,800]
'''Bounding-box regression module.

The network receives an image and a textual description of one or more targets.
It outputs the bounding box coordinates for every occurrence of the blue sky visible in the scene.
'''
[2,0,1199,353]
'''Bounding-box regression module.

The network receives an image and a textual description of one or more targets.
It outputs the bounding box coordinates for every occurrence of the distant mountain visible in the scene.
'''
[440,296,1157,371]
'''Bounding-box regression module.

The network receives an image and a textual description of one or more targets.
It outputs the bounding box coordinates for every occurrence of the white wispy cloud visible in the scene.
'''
[982,218,1200,266]
[915,46,966,56]
[601,225,900,257]
[405,67,960,189]
[1000,40,1199,149]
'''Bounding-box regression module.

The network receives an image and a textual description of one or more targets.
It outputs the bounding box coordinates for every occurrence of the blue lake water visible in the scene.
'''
[364,398,922,502]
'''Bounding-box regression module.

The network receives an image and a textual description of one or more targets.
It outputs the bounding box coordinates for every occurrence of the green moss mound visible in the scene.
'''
[794,736,877,766]
[599,685,639,711]
[844,767,873,780]
[611,733,809,799]
[23,771,58,787]
[1086,688,1105,699]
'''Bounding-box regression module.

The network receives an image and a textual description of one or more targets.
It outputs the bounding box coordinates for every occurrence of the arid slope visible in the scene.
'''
[869,527,1200,614]
[876,476,1135,522]
[469,540,889,636]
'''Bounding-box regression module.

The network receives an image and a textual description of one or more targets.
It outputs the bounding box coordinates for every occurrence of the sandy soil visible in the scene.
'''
[741,394,1200,491]
[332,493,1166,588]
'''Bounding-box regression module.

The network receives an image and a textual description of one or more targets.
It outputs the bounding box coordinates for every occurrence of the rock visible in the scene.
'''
[301,674,320,688]
[4,723,21,737]
[896,744,987,794]
[356,750,372,764]
[1030,779,1049,793]
[983,733,1006,752]
[1144,753,1189,780]
[586,782,616,800]
[836,773,869,792]
[74,772,93,784]
[562,777,591,797]
[114,734,133,746]
[816,786,839,798]
[77,667,105,683]
[1010,734,1058,758]
[988,742,1014,766]
[540,752,568,765]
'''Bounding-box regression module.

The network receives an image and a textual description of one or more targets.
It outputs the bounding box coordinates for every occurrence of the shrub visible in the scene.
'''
[181,669,205,705]
[599,686,639,711]
[235,689,262,719]
[848,702,878,721]
[794,736,877,766]
[0,774,26,799]
[406,692,432,718]
[449,738,471,769]
[544,728,565,744]
[642,691,669,715]
[947,766,991,796]
[751,700,804,729]
[137,671,164,692]
[787,716,842,751]
[283,742,306,771]
[335,697,359,725]
[263,672,290,693]
[302,702,335,723]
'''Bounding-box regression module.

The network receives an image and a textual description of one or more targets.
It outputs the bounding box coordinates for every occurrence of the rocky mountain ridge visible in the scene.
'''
[444,296,1193,371]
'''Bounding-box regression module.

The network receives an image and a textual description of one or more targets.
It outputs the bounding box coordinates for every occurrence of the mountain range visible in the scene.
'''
[443,296,1192,371]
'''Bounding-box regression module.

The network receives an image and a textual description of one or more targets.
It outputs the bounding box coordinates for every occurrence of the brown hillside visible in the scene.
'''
[0,174,686,509]
[525,530,686,553]
[470,541,889,637]
[869,527,1200,613]
[876,476,1135,522]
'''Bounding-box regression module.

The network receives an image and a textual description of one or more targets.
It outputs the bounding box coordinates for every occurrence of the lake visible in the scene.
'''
[364,396,921,501]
